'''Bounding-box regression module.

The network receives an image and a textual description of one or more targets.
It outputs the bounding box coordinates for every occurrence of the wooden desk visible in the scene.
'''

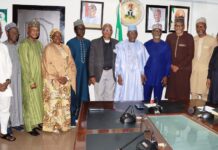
[74,101,218,150]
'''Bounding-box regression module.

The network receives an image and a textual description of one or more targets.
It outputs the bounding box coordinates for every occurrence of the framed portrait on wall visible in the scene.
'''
[13,5,65,47]
[169,5,190,32]
[145,5,168,33]
[0,9,8,41]
[80,1,104,30]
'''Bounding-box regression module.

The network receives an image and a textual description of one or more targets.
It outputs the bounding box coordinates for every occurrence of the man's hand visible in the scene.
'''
[171,65,179,73]
[0,83,7,92]
[0,80,11,91]
[206,79,211,88]
[141,74,147,85]
[118,75,123,85]
[161,76,167,86]
[89,77,96,85]
[30,82,37,89]
[57,77,68,85]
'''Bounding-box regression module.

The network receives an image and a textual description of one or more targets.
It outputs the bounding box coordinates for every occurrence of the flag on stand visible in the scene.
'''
[115,0,123,41]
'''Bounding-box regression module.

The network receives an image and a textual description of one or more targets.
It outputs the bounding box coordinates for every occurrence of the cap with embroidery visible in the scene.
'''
[128,25,137,31]
[5,22,17,32]
[196,17,206,24]
[28,19,40,28]
[74,19,84,27]
[152,24,162,30]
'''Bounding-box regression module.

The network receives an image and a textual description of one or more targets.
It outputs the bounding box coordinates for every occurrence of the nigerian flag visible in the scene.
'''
[115,1,123,42]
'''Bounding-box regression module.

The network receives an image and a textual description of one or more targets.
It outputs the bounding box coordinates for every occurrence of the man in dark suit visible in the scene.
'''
[89,23,118,100]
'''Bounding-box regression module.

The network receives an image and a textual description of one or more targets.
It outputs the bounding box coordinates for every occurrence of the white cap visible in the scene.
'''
[128,25,137,31]
[152,24,162,30]
[196,17,206,24]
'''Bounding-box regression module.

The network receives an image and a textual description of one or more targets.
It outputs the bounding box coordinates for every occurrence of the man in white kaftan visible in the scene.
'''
[0,23,16,141]
[114,25,149,101]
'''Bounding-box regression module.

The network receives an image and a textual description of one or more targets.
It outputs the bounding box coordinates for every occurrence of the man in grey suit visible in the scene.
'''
[89,23,118,101]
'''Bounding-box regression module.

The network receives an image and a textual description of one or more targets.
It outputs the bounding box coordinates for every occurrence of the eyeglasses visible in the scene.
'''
[103,29,112,33]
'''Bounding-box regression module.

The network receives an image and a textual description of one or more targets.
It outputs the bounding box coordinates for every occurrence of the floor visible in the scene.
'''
[0,128,76,150]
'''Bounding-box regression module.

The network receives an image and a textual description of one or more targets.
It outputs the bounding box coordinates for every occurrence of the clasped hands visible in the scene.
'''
[118,75,147,85]
[171,64,179,73]
[57,76,68,85]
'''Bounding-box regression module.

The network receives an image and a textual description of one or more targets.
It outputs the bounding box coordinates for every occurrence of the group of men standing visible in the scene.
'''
[0,15,218,141]
[88,16,218,106]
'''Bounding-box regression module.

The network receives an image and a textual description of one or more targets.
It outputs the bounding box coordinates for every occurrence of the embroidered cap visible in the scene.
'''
[5,22,17,32]
[152,24,162,30]
[196,17,206,24]
[74,19,84,27]
[28,19,40,28]
[128,25,137,31]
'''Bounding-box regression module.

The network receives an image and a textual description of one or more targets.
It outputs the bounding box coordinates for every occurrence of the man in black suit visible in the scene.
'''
[89,23,118,101]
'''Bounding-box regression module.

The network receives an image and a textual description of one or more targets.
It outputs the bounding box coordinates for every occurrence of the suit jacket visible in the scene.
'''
[89,37,118,82]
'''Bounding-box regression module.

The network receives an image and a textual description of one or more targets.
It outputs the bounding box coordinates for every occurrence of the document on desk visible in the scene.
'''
[144,103,157,108]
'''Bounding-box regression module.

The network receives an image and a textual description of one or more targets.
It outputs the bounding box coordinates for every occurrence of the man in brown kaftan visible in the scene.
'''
[165,17,194,102]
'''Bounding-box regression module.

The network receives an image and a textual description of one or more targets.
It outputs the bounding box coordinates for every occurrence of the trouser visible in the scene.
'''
[144,84,163,102]
[70,88,90,125]
[191,93,208,101]
[94,69,115,101]
[70,89,79,125]
[0,96,11,134]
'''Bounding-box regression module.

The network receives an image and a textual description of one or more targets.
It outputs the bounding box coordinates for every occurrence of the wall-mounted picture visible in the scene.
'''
[120,0,144,26]
[80,1,104,30]
[13,5,65,47]
[0,9,8,41]
[169,5,190,32]
[145,5,168,33]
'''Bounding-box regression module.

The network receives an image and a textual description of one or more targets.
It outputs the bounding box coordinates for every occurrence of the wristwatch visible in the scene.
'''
[6,79,11,84]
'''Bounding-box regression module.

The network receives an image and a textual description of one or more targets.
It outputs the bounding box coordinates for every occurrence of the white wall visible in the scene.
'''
[1,0,218,42]
[1,0,218,100]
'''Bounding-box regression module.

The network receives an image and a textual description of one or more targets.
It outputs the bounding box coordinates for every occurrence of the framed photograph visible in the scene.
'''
[0,9,8,41]
[80,1,104,30]
[13,5,65,47]
[145,5,168,33]
[169,5,190,32]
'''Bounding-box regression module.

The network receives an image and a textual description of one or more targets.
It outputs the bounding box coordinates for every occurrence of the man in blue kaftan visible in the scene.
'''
[67,20,90,125]
[114,25,149,101]
[144,24,171,102]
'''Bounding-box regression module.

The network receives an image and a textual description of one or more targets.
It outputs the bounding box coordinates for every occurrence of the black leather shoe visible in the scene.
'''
[38,124,43,130]
[33,124,43,131]
[28,129,40,136]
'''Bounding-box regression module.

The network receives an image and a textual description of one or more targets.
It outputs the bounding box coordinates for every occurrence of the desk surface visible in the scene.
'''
[149,115,218,150]
[74,101,218,150]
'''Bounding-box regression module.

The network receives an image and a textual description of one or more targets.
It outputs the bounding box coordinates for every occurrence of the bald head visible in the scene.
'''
[175,9,185,18]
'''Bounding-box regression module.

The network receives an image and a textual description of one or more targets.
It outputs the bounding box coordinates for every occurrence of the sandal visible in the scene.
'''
[1,134,16,141]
